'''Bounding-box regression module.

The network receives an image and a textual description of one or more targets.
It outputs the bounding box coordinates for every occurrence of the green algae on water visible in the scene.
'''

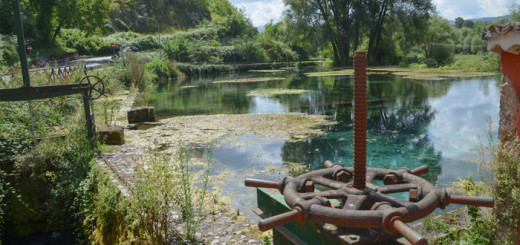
[213,77,285,84]
[246,89,312,97]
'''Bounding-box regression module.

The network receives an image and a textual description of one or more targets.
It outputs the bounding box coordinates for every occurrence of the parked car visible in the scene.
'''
[112,46,139,60]
[120,46,139,53]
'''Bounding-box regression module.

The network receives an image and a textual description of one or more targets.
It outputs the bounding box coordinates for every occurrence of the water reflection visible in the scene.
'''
[136,70,500,220]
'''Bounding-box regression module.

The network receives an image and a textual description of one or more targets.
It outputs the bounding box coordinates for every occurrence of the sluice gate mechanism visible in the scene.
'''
[245,51,494,245]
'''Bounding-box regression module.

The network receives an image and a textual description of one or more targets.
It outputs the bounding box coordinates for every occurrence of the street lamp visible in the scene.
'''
[138,15,161,59]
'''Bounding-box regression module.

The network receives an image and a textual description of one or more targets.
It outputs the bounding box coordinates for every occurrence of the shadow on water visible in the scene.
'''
[135,70,500,220]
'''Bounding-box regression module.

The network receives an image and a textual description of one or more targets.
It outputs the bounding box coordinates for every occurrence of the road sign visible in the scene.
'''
[111,43,116,48]
[27,45,32,52]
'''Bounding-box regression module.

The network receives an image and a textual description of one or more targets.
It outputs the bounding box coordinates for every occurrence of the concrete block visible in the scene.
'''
[97,126,125,145]
[127,106,156,124]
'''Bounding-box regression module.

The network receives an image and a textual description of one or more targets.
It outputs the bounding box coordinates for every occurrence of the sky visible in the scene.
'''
[228,0,518,28]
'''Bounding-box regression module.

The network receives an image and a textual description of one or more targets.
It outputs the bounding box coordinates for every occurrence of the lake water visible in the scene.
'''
[135,68,501,221]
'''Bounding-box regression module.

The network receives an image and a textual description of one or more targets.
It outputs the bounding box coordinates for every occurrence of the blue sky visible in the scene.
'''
[228,0,518,27]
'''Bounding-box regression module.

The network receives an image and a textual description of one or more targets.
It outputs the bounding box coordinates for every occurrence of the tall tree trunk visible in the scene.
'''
[373,6,388,64]
[368,0,388,65]
[52,22,63,43]
[353,0,362,52]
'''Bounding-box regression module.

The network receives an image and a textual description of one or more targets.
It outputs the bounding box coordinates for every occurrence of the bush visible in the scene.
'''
[131,35,159,50]
[60,29,102,55]
[430,45,454,67]
[129,143,212,242]
[450,53,500,72]
[258,35,299,62]
[146,58,169,78]
[176,63,236,76]
[115,53,151,89]
[234,40,266,62]
[146,59,184,80]
[409,63,428,69]
[1,35,19,66]
[163,37,190,62]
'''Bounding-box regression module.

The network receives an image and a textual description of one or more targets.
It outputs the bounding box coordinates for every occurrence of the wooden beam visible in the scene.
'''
[0,84,88,101]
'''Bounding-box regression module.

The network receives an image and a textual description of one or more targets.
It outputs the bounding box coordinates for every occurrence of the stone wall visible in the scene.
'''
[499,74,519,143]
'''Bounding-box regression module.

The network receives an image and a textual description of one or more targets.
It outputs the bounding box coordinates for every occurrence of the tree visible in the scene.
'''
[0,0,109,46]
[455,17,464,28]
[511,3,520,21]
[423,16,457,65]
[283,0,434,66]
[463,19,475,28]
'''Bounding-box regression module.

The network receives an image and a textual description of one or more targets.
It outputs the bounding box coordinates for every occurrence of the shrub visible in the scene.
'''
[409,63,428,69]
[176,63,236,76]
[146,58,169,79]
[115,53,151,89]
[60,29,102,55]
[131,35,159,51]
[258,35,299,62]
[163,37,190,62]
[129,142,212,242]
[145,58,183,80]
[234,40,266,62]
[450,53,500,72]
[430,45,454,67]
[1,35,19,67]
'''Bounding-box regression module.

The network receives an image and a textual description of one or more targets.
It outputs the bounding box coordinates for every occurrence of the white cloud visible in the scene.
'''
[229,0,285,27]
[433,0,515,20]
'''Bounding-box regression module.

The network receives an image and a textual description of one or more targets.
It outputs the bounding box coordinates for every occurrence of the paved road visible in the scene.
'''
[1,56,113,85]
[63,56,113,69]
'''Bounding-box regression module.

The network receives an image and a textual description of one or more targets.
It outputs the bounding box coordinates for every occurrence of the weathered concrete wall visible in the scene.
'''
[499,74,519,143]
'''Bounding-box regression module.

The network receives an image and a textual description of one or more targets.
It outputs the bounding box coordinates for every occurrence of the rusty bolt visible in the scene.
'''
[409,189,419,202]
[304,180,315,193]
[383,174,399,185]
[335,170,351,183]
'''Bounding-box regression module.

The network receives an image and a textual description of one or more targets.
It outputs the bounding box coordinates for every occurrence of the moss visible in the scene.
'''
[213,77,285,84]
[304,69,354,77]
[367,67,497,80]
[246,89,312,97]
[248,69,285,73]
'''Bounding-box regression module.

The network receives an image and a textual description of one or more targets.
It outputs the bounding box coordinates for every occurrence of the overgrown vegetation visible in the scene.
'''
[421,122,520,244]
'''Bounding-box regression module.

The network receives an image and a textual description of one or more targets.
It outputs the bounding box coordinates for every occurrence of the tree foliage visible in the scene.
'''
[0,0,109,46]
[283,0,434,66]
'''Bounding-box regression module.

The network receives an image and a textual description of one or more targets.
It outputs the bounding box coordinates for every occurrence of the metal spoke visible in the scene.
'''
[313,176,345,189]
[342,195,367,210]
[368,193,413,207]
[299,190,345,200]
[377,184,417,194]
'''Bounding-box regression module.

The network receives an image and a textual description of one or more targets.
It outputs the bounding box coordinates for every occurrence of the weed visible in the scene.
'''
[129,141,213,243]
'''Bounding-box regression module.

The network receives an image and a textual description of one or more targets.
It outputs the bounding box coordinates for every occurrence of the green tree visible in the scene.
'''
[511,3,520,21]
[463,19,475,28]
[0,0,109,46]
[423,16,457,65]
[455,17,464,28]
[283,0,434,66]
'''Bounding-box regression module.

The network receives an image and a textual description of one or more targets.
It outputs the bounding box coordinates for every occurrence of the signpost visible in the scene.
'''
[112,43,116,57]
